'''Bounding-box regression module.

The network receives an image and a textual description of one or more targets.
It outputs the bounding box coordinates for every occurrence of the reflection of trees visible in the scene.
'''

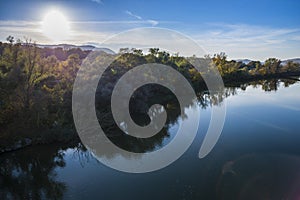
[245,79,280,91]
[196,87,238,109]
[97,85,180,153]
[237,78,299,92]
[0,144,69,200]
[78,52,300,157]
[96,77,300,156]
[70,143,94,167]
[93,55,300,155]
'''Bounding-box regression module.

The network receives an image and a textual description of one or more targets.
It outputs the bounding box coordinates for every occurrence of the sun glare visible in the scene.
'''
[42,10,70,42]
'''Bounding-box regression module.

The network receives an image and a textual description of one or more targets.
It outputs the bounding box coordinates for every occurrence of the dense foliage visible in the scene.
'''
[0,36,299,147]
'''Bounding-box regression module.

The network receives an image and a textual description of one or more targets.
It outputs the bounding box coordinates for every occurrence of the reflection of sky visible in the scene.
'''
[225,82,300,133]
[53,82,300,199]
[154,81,300,158]
[214,82,300,160]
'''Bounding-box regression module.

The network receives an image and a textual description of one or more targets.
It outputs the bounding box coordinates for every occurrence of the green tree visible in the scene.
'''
[149,48,159,57]
[264,58,281,74]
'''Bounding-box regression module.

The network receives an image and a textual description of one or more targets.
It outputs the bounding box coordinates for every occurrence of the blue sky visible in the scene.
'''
[0,0,299,60]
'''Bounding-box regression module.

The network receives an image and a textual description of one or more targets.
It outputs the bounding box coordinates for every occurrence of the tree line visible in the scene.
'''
[0,36,299,147]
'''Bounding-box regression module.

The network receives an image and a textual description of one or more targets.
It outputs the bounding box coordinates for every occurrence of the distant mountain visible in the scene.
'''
[236,58,300,66]
[235,59,254,64]
[36,44,116,54]
[281,58,300,65]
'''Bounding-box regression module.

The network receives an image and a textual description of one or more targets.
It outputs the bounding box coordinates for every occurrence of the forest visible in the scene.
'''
[1,36,300,152]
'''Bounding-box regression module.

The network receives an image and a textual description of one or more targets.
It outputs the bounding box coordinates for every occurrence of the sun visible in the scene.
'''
[42,10,70,42]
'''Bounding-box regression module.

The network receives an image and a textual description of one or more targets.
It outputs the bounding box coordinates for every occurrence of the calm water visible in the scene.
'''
[1,79,300,200]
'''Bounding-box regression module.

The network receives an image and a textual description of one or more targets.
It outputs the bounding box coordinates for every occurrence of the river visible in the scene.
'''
[1,79,300,200]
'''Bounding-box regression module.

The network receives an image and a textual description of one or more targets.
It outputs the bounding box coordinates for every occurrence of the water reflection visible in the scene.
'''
[240,78,299,92]
[0,77,299,199]
[96,77,300,155]
[0,144,68,199]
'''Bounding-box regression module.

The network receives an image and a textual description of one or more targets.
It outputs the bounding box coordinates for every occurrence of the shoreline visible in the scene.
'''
[1,74,299,155]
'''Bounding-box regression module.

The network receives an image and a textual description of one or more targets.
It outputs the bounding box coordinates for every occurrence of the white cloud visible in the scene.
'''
[0,20,47,43]
[147,20,159,26]
[125,10,158,26]
[91,0,103,4]
[0,20,161,44]
[125,10,142,20]
[193,23,300,60]
[0,20,299,60]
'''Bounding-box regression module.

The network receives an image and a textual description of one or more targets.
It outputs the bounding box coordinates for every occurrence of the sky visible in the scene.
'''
[0,0,299,60]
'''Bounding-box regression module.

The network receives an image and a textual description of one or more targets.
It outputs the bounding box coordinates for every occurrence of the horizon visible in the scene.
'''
[3,41,300,62]
[0,0,300,60]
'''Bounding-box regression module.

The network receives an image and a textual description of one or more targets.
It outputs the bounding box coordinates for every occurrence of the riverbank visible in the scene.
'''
[1,75,299,154]
[0,127,79,154]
